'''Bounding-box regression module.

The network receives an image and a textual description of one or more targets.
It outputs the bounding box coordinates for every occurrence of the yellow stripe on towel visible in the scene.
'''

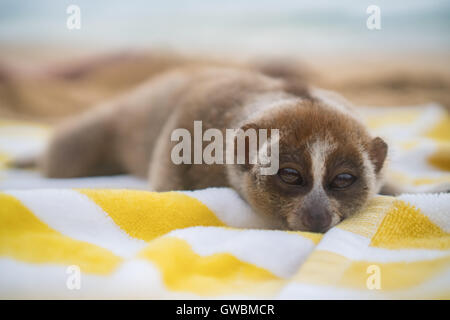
[370,200,450,250]
[0,152,9,169]
[0,193,122,274]
[427,142,450,171]
[288,231,323,244]
[294,250,450,293]
[79,189,225,241]
[426,113,450,142]
[337,196,395,238]
[139,236,284,296]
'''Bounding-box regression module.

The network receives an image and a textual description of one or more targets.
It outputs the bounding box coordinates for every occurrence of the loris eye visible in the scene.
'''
[330,173,356,189]
[278,168,304,185]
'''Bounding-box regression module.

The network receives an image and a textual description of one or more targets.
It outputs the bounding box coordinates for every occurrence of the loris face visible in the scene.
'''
[235,99,387,233]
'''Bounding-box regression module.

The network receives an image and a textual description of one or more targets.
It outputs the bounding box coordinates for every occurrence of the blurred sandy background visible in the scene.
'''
[0,0,449,122]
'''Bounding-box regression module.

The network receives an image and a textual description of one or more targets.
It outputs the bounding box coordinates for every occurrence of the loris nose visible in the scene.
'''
[301,206,331,233]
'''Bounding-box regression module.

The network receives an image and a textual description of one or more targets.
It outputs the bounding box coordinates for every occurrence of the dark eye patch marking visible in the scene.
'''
[278,168,304,185]
[329,173,357,189]
[322,145,370,217]
[265,150,313,197]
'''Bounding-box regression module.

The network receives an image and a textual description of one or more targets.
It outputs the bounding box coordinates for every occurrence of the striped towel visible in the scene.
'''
[0,103,449,299]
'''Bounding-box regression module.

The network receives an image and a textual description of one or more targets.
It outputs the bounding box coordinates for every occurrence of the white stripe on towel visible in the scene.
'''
[4,189,148,258]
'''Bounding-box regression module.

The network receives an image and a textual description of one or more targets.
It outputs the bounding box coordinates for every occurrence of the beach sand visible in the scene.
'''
[0,47,449,122]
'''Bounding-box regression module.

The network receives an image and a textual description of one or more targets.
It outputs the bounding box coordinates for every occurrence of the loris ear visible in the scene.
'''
[369,137,388,173]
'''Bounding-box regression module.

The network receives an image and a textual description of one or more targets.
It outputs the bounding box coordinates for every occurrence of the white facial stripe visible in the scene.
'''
[309,138,337,191]
[360,148,377,194]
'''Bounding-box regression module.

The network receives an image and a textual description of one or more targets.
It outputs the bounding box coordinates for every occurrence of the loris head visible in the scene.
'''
[227,93,388,233]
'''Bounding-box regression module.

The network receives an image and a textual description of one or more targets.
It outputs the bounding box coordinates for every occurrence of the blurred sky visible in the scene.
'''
[0,0,449,55]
